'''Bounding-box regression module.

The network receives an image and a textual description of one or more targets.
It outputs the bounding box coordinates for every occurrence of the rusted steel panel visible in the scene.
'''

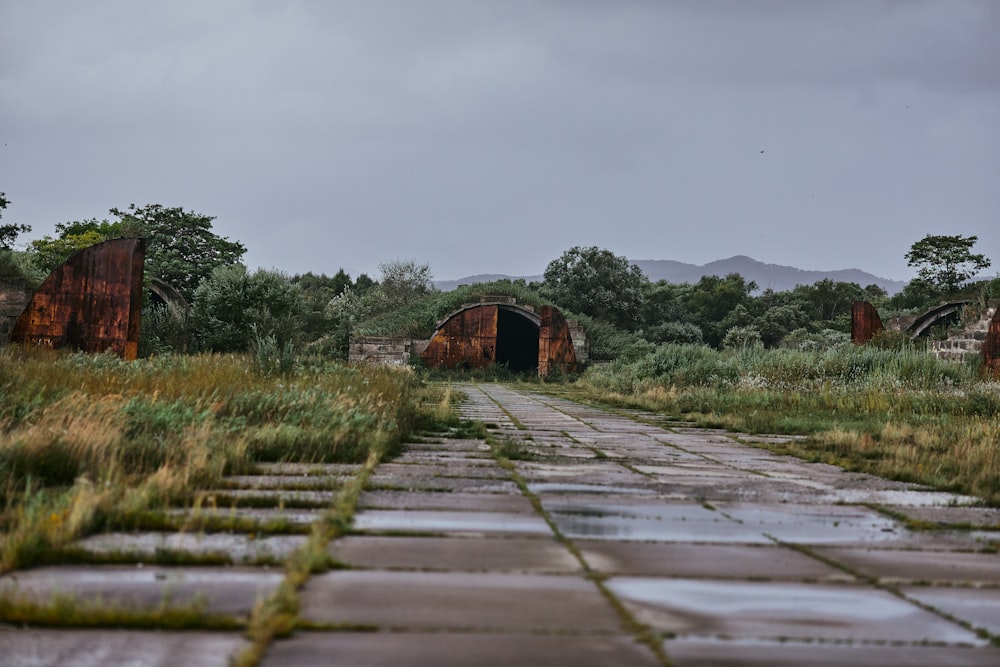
[851,301,884,344]
[10,238,145,360]
[982,308,1000,379]
[421,304,498,369]
[538,305,577,377]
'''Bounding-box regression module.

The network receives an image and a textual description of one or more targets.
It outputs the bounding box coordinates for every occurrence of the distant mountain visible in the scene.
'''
[436,256,906,295]
[633,256,906,294]
[435,273,543,292]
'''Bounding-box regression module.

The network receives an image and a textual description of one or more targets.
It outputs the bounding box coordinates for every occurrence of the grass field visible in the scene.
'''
[0,348,424,573]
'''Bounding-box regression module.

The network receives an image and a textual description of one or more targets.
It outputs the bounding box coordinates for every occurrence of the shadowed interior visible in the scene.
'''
[496,308,539,373]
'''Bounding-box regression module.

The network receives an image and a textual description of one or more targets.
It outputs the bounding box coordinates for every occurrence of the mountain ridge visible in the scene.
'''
[435,255,906,294]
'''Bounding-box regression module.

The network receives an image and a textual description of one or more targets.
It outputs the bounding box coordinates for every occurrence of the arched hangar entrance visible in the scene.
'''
[421,300,577,377]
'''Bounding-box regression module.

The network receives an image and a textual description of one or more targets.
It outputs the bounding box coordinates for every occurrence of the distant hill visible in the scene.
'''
[436,255,905,294]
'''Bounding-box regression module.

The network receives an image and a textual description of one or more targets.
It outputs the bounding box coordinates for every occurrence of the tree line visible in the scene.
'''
[1,195,994,359]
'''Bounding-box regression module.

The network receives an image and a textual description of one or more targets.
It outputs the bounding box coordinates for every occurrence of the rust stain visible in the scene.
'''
[982,308,1000,379]
[422,304,498,370]
[538,305,576,376]
[421,301,576,376]
[851,301,884,344]
[10,238,145,360]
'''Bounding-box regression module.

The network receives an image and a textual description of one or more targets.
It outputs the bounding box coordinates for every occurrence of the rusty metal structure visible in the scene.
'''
[983,307,1000,379]
[421,298,576,376]
[10,238,145,360]
[851,301,884,344]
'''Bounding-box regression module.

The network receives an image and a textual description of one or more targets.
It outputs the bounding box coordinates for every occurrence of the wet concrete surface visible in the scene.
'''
[7,382,1000,666]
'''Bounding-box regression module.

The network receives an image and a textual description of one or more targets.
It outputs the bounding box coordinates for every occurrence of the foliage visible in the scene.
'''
[722,325,763,350]
[356,279,547,339]
[189,265,306,353]
[376,259,435,310]
[542,246,647,330]
[0,192,31,251]
[905,234,991,294]
[111,204,246,300]
[30,225,110,274]
[0,349,421,572]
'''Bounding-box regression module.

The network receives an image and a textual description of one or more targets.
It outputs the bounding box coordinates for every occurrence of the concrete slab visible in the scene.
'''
[884,505,1000,528]
[664,638,1000,666]
[173,507,322,527]
[358,490,535,513]
[373,463,504,479]
[366,475,519,494]
[0,628,249,667]
[527,482,657,496]
[903,586,1000,635]
[260,632,660,667]
[578,541,848,581]
[718,502,906,545]
[608,577,984,644]
[221,475,346,490]
[816,547,1000,585]
[260,633,660,667]
[73,531,307,563]
[299,571,622,632]
[351,510,551,536]
[542,498,721,521]
[198,488,335,507]
[0,566,284,618]
[550,512,772,544]
[252,462,361,476]
[328,535,581,573]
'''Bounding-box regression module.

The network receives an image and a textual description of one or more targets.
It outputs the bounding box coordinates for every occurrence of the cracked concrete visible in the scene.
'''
[4,383,1000,666]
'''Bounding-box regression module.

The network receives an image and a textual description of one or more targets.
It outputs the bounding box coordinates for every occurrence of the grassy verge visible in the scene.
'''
[0,348,420,573]
[560,344,1000,505]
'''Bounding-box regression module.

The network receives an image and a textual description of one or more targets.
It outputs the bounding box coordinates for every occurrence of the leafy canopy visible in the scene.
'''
[0,192,32,251]
[111,204,246,300]
[542,246,647,330]
[905,234,990,294]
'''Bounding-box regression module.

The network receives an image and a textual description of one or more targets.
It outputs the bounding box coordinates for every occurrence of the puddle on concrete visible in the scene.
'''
[608,578,985,645]
[664,637,1000,666]
[903,587,1000,635]
[543,500,717,521]
[719,503,906,544]
[551,513,771,544]
[352,510,551,535]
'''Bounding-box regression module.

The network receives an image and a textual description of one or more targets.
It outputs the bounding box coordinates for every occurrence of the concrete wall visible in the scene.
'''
[0,278,30,344]
[929,301,998,364]
[348,336,427,366]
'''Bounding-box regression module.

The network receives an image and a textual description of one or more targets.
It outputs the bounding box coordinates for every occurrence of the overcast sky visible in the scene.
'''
[1,1,997,283]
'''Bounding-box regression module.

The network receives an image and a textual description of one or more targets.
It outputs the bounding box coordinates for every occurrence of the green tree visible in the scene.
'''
[684,273,757,347]
[29,219,116,273]
[111,204,246,300]
[905,234,991,294]
[190,265,306,352]
[542,246,648,329]
[376,259,435,310]
[0,192,32,250]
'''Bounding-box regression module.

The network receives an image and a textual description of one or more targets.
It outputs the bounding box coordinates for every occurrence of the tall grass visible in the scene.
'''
[573,343,1000,505]
[0,347,420,572]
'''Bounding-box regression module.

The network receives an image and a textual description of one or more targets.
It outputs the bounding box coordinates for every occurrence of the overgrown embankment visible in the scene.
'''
[0,348,420,572]
[571,344,1000,505]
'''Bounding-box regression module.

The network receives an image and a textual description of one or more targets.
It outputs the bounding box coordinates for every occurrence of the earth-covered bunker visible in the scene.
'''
[421,298,577,376]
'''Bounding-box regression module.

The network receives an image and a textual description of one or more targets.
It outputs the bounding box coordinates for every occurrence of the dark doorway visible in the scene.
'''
[496,308,539,373]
